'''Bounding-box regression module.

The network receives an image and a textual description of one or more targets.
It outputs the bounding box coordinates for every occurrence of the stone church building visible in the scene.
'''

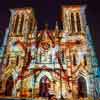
[0,5,98,99]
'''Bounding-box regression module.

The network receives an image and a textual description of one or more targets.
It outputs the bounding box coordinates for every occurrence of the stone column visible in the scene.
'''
[9,9,16,33]
[64,11,68,32]
[79,12,84,33]
[17,14,22,35]
[23,14,28,35]
[80,6,87,33]
[68,11,72,33]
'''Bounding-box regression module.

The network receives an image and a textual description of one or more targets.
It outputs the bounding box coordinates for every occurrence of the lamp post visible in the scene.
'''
[30,68,37,99]
[59,67,64,100]
[55,32,64,100]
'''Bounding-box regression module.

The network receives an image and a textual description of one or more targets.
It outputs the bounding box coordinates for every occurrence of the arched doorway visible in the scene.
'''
[39,76,50,97]
[5,75,14,96]
[78,76,87,98]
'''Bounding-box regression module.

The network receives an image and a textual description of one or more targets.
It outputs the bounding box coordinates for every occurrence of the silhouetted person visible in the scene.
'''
[48,94,57,100]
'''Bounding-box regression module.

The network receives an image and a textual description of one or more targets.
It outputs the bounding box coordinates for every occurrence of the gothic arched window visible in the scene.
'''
[71,13,75,32]
[62,50,64,64]
[76,13,81,32]
[84,55,87,66]
[29,17,33,33]
[6,55,10,66]
[73,54,76,66]
[13,15,19,33]
[16,56,19,66]
[19,14,24,33]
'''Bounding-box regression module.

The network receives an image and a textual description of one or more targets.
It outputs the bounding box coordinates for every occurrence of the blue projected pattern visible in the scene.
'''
[0,47,4,57]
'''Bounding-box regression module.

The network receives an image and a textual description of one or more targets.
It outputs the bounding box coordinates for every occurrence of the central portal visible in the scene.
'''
[39,76,50,97]
[78,76,87,98]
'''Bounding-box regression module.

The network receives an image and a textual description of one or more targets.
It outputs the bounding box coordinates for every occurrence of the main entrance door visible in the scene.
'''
[78,76,87,98]
[5,75,14,96]
[39,76,50,97]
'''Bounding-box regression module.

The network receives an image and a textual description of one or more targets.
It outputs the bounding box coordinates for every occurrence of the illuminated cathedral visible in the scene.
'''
[0,5,99,99]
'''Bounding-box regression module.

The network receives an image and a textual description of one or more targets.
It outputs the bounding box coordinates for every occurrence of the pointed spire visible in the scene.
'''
[55,21,59,38]
[45,22,48,31]
[10,9,16,16]
[55,21,59,32]
[34,23,37,32]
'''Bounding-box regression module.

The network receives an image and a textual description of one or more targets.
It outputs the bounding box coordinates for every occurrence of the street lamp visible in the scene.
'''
[59,67,64,100]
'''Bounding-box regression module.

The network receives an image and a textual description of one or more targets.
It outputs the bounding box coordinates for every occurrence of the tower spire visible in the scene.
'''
[45,22,48,31]
[34,23,37,33]
[55,21,59,38]
[55,21,59,32]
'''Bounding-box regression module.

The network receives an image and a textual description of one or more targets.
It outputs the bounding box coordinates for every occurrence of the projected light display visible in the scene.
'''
[0,5,99,100]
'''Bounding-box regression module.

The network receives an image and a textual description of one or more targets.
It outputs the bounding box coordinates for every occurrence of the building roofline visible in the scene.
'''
[9,7,33,11]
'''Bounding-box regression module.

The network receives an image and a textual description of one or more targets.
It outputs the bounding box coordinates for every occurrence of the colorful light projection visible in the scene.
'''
[0,6,99,100]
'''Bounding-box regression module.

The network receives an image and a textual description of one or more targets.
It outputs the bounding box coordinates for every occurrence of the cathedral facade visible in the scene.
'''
[0,5,98,99]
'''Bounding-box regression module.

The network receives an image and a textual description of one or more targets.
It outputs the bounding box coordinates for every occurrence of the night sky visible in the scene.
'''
[0,0,100,65]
